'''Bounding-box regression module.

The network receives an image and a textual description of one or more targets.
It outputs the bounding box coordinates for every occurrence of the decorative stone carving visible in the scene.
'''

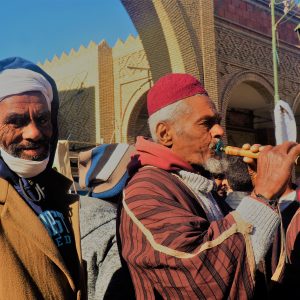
[118,50,149,78]
[216,23,300,81]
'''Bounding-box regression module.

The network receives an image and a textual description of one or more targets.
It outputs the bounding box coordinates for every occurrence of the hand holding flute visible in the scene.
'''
[218,141,300,201]
[219,143,299,164]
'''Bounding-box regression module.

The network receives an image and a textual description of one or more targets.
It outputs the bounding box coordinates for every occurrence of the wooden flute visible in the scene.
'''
[215,141,260,159]
[220,145,300,165]
[221,146,259,159]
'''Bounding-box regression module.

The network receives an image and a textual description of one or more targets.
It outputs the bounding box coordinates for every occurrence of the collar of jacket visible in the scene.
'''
[0,172,83,294]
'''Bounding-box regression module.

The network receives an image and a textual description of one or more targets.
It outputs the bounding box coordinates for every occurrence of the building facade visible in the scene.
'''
[39,0,300,151]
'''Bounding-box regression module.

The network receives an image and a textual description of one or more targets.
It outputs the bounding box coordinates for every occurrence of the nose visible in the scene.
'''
[22,122,43,141]
[211,123,224,138]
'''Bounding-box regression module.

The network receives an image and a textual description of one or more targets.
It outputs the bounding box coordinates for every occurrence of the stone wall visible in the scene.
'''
[38,42,101,147]
[38,0,300,147]
[112,35,151,142]
[214,0,299,45]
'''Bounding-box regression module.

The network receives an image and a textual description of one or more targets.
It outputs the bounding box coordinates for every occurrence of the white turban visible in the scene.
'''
[0,68,53,110]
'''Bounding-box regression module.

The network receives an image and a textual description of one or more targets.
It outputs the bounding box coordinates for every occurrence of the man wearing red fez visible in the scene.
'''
[119,73,300,299]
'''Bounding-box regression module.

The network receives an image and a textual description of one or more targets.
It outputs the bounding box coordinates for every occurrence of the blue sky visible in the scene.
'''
[0,0,137,63]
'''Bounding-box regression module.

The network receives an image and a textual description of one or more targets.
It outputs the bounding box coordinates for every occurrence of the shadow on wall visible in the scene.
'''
[58,87,96,147]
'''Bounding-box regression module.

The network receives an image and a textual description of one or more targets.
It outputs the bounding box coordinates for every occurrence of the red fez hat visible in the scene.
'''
[147,73,208,116]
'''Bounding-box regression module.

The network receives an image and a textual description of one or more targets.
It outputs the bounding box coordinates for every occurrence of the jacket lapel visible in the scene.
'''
[69,199,82,263]
[0,178,77,291]
[69,196,87,298]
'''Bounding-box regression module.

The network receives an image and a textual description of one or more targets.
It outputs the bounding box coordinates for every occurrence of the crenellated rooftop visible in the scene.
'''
[38,40,100,67]
[112,34,142,57]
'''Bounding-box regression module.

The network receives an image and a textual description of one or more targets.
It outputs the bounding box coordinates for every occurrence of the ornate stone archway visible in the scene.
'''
[220,71,274,145]
[221,71,274,115]
[126,92,149,144]
[121,0,220,107]
[120,81,151,143]
[119,0,299,146]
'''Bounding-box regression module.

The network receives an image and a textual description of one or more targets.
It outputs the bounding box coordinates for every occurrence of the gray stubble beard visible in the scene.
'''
[203,156,229,174]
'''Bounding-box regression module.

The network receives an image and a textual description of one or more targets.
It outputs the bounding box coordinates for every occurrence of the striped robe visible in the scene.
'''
[120,167,255,299]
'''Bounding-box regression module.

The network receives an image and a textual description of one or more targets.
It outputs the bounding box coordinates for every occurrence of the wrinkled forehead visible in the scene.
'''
[184,94,218,113]
[197,94,216,108]
[0,91,50,114]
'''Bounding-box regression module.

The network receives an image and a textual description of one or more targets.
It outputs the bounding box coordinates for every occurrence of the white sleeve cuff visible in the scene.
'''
[236,196,280,265]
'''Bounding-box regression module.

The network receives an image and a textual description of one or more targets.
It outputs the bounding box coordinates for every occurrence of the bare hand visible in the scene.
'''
[254,142,300,200]
[242,143,264,187]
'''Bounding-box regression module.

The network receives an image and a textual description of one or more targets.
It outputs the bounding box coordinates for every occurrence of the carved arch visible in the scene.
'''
[220,71,274,145]
[121,0,201,81]
[121,81,151,143]
[220,71,274,116]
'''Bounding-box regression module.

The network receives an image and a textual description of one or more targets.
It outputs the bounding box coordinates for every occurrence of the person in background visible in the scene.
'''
[0,57,86,299]
[212,172,229,202]
[78,143,136,300]
[224,155,253,209]
[119,73,300,299]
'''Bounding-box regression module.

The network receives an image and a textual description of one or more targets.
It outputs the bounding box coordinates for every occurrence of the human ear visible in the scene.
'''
[156,122,173,147]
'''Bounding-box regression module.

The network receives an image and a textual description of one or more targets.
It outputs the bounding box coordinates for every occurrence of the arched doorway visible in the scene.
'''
[127,92,151,144]
[222,75,275,147]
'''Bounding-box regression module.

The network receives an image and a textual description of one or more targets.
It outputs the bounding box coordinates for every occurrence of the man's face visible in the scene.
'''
[213,174,229,199]
[0,91,52,161]
[170,95,224,166]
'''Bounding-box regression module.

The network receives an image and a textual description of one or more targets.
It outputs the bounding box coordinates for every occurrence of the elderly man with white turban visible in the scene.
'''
[0,57,86,299]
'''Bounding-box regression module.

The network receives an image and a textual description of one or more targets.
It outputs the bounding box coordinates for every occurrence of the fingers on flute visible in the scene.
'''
[250,144,261,153]
[242,143,262,153]
[243,156,254,164]
[257,145,273,157]
[242,143,251,150]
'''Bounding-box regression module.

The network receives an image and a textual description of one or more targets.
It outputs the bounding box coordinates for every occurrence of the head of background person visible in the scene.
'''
[0,57,59,178]
[147,73,228,174]
[224,156,253,192]
[212,173,230,201]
